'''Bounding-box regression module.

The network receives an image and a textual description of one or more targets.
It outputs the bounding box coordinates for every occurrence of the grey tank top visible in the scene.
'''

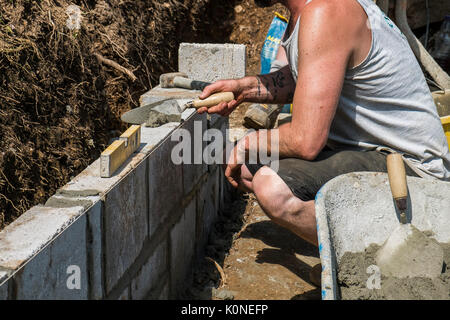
[281,0,450,180]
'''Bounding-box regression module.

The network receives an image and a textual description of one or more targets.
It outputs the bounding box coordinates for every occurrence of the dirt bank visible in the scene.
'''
[0,0,241,229]
[338,243,450,300]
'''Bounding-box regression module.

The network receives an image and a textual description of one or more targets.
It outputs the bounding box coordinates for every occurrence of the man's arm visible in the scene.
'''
[225,1,358,187]
[274,1,354,160]
[197,65,296,116]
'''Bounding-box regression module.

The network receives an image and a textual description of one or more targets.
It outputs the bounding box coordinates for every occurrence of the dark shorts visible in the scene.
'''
[245,149,419,202]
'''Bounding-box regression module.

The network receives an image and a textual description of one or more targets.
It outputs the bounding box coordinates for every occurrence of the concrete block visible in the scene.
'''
[0,205,84,270]
[213,167,221,214]
[196,175,218,259]
[0,273,9,300]
[170,200,196,296]
[104,159,148,294]
[57,149,148,200]
[219,167,236,213]
[139,123,180,154]
[131,240,168,299]
[179,43,246,82]
[148,137,183,237]
[157,282,169,300]
[14,214,88,299]
[86,201,103,300]
[180,112,208,196]
[118,287,130,300]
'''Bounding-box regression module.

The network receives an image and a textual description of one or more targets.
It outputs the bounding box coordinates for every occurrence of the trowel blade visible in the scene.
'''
[121,99,170,124]
[121,98,191,125]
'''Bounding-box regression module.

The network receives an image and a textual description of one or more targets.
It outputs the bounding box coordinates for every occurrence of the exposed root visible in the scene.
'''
[94,52,137,82]
[206,257,227,288]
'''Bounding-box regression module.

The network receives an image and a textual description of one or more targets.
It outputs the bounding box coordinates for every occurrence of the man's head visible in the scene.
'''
[254,0,276,8]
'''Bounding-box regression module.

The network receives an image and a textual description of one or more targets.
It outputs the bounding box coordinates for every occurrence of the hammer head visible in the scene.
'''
[159,72,188,88]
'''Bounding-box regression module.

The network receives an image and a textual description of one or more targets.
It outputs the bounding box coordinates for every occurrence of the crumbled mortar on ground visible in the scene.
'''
[337,243,450,300]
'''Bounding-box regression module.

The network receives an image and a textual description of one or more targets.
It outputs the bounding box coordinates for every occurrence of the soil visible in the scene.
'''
[182,193,321,300]
[338,243,450,300]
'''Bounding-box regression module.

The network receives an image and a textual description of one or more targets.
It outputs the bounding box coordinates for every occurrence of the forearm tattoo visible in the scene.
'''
[250,68,295,104]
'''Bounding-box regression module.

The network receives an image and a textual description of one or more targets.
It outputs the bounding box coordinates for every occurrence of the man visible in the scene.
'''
[197,0,450,253]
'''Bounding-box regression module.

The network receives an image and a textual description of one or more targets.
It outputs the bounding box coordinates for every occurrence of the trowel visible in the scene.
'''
[121,92,234,127]
[375,153,444,278]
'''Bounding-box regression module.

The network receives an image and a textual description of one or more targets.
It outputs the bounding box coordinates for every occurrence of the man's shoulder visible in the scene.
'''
[300,0,368,44]
[301,0,364,26]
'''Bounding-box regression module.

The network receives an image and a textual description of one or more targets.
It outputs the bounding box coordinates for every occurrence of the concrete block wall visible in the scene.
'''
[0,43,245,299]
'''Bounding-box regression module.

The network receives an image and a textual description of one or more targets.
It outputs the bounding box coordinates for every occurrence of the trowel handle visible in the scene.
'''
[192,92,235,109]
[387,153,408,222]
[387,153,407,200]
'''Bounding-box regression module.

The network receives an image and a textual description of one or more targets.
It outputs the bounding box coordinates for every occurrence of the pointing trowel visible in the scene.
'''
[121,92,234,127]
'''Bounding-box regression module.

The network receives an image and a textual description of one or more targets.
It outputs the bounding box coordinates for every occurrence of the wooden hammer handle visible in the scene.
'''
[191,92,235,108]
[173,76,211,91]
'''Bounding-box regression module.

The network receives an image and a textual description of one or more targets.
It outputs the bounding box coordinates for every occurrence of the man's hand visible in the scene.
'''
[197,67,296,117]
[197,79,246,116]
[224,134,251,188]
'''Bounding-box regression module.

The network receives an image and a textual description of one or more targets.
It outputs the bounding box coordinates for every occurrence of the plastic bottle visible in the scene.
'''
[260,12,288,75]
[432,15,450,74]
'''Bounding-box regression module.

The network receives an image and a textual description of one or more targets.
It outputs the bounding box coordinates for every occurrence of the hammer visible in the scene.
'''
[159,72,212,91]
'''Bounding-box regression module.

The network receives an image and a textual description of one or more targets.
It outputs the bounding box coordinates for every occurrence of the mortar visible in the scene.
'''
[314,172,450,300]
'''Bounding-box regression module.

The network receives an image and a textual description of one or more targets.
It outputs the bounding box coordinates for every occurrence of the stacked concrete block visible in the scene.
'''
[86,201,104,300]
[14,215,89,300]
[0,273,10,300]
[181,112,208,197]
[170,200,197,296]
[131,240,168,300]
[103,158,149,295]
[148,135,184,237]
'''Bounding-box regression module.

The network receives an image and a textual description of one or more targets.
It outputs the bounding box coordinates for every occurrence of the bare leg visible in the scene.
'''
[239,165,318,246]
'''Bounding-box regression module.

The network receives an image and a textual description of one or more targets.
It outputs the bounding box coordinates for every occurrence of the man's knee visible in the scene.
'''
[252,166,307,221]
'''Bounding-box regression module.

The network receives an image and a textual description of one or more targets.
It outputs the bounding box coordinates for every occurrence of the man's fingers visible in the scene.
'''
[199,82,223,99]
[224,163,241,189]
[196,106,208,114]
[207,102,228,115]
